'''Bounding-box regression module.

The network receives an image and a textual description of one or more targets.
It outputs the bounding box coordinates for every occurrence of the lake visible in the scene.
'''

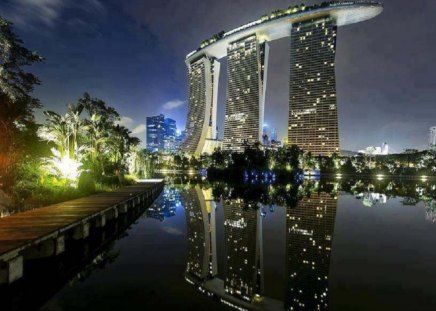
[2,177,436,310]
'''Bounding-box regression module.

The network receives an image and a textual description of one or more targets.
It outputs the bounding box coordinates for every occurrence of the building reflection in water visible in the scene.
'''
[183,186,217,279]
[285,192,337,311]
[223,198,263,302]
[146,187,181,221]
[182,182,338,311]
[179,179,436,310]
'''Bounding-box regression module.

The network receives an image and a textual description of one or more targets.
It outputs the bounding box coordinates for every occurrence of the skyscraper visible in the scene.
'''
[288,17,340,156]
[146,114,178,153]
[181,56,220,156]
[146,114,165,152]
[223,36,269,152]
[163,118,177,153]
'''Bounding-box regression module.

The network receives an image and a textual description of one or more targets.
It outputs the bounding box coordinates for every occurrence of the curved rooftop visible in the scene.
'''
[186,1,383,64]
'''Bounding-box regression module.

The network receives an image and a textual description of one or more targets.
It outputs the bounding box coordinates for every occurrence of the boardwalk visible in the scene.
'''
[0,181,164,284]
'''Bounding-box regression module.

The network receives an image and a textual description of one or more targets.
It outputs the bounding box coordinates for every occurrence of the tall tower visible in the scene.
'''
[285,192,338,310]
[288,17,340,156]
[223,198,263,301]
[163,117,177,153]
[223,35,269,152]
[181,56,220,156]
[146,114,165,152]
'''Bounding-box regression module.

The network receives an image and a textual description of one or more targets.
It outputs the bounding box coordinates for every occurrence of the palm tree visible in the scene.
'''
[38,111,71,158]
[65,103,84,159]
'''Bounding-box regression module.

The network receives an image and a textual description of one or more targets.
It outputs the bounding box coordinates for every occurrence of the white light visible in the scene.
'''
[47,148,81,183]
[376,174,384,180]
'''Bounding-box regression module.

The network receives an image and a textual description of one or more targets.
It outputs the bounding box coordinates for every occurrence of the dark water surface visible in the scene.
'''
[3,178,436,311]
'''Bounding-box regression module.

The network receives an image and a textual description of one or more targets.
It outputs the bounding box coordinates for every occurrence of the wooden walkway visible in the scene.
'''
[0,181,164,284]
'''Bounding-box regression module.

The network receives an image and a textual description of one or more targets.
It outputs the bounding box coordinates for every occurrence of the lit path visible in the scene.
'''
[0,180,164,284]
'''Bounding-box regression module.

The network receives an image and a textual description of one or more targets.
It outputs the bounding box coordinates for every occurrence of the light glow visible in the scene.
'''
[47,148,81,182]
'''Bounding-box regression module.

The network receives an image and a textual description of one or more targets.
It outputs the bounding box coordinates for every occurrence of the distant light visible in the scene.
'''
[336,173,342,179]
[376,174,384,180]
[421,175,428,181]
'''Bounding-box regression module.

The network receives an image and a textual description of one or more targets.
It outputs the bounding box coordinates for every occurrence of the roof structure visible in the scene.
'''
[185,1,383,64]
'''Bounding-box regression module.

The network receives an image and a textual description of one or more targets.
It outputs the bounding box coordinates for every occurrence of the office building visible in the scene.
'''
[163,118,177,153]
[146,114,165,152]
[146,114,178,153]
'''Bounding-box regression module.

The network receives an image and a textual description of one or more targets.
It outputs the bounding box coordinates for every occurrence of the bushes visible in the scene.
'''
[78,172,96,193]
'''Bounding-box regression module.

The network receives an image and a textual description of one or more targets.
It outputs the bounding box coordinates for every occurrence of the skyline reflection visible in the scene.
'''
[177,178,435,310]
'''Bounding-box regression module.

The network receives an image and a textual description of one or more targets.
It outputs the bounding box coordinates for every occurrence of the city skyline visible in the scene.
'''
[0,0,435,152]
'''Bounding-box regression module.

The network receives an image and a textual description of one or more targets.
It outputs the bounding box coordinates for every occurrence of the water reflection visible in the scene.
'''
[146,187,181,221]
[223,195,263,303]
[2,178,436,310]
[178,178,435,310]
[285,192,337,311]
[0,197,157,311]
[184,186,217,279]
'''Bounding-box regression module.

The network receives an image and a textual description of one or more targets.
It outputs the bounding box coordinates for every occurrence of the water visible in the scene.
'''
[2,178,436,310]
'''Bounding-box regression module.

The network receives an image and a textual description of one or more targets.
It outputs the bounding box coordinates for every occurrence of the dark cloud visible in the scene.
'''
[0,0,105,29]
[1,0,435,152]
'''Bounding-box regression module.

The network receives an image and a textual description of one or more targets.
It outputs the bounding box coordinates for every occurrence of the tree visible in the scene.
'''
[0,16,43,186]
[108,124,140,181]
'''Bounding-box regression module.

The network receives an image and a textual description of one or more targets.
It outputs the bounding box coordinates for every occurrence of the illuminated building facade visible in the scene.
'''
[285,192,338,310]
[182,2,382,155]
[163,118,177,153]
[288,17,340,156]
[146,114,178,153]
[223,36,269,152]
[181,56,220,156]
[223,199,263,301]
[183,186,217,279]
[146,114,165,152]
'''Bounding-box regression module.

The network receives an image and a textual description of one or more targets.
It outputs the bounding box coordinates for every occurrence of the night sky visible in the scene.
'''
[1,0,435,152]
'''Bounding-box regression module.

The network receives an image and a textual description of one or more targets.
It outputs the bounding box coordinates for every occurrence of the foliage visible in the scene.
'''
[38,93,143,186]
[78,171,96,193]
[0,16,43,187]
[154,145,435,180]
